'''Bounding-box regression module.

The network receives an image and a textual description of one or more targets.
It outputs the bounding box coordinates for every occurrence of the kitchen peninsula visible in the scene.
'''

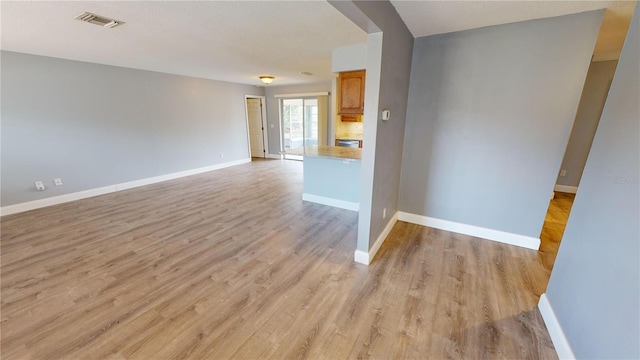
[287,145,361,211]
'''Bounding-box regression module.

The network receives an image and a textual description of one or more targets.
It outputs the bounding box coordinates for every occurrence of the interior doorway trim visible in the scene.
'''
[244,95,269,159]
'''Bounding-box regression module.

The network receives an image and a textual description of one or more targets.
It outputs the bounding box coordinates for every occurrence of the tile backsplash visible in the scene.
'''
[336,117,363,139]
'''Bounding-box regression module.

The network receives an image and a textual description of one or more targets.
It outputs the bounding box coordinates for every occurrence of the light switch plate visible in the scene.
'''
[381,109,390,121]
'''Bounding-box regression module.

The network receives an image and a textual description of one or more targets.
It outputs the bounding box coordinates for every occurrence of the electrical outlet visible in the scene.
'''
[35,181,46,191]
[560,169,567,177]
[383,208,387,219]
[53,178,63,186]
[220,152,224,158]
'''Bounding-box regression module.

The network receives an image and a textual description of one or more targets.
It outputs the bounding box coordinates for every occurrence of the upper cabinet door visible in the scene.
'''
[338,70,365,115]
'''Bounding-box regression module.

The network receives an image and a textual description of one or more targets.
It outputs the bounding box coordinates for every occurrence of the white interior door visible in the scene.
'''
[247,98,265,158]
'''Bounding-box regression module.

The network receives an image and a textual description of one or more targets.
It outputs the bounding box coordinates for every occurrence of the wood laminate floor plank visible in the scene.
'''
[1,159,572,359]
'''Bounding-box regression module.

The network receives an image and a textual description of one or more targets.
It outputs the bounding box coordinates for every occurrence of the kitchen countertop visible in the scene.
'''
[286,145,362,160]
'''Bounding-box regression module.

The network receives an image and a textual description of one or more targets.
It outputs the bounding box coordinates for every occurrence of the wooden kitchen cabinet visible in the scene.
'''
[338,70,365,115]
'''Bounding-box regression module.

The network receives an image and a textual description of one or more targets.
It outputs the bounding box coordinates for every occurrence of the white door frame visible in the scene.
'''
[244,95,269,159]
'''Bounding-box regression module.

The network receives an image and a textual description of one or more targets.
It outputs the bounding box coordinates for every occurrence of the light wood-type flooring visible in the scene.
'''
[2,159,573,359]
[539,192,575,273]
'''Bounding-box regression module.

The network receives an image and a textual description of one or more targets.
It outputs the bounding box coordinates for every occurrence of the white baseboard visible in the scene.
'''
[0,158,251,217]
[266,153,283,159]
[354,211,398,265]
[397,212,540,250]
[538,293,575,359]
[302,193,359,211]
[554,184,578,194]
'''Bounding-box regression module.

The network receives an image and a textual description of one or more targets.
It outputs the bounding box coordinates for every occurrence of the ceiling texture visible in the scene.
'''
[392,0,637,61]
[0,1,368,86]
[1,1,637,86]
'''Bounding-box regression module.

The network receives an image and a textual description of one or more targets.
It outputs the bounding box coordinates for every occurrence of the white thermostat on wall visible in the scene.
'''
[381,109,390,121]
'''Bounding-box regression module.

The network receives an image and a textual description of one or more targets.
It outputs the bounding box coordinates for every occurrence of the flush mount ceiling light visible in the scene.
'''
[259,76,275,85]
[75,12,124,29]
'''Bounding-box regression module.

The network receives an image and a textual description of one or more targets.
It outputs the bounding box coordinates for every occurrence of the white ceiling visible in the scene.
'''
[0,1,368,86]
[2,1,636,87]
[392,0,637,60]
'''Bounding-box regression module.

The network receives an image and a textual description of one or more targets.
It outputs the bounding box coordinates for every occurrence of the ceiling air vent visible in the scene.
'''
[75,12,124,29]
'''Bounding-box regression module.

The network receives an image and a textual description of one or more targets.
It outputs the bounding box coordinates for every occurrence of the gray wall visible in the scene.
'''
[1,51,263,206]
[556,60,618,187]
[263,82,332,155]
[303,156,361,204]
[360,1,414,252]
[398,11,603,238]
[331,0,414,254]
[354,31,382,253]
[546,6,639,359]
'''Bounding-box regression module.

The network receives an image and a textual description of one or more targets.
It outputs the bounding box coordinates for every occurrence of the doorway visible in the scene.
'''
[539,59,618,272]
[280,96,327,160]
[245,96,268,159]
[282,98,318,149]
